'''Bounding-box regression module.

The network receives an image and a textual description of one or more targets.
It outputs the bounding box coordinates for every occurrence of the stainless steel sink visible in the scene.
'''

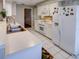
[7,26,26,34]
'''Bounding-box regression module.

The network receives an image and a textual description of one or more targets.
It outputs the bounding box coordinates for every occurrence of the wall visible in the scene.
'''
[5,2,16,16]
[16,4,32,26]
[0,2,3,12]
[5,2,12,16]
[12,3,16,16]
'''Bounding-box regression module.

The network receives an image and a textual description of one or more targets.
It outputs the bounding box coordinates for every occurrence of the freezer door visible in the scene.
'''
[60,6,76,54]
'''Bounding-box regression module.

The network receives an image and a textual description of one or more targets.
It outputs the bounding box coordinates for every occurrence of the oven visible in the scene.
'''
[39,24,45,34]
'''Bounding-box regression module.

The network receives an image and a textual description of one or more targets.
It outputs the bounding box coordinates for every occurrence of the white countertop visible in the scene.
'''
[6,30,42,55]
[0,21,42,55]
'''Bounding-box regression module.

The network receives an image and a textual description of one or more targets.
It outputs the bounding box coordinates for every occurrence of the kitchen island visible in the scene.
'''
[6,28,42,59]
[0,20,42,59]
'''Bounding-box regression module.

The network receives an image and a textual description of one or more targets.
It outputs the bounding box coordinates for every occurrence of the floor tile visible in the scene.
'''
[28,29,76,59]
[42,39,54,49]
[47,45,61,56]
[59,50,70,59]
[68,56,76,59]
[53,52,66,59]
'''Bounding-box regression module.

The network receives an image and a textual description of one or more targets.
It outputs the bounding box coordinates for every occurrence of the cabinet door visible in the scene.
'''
[44,23,53,39]
[60,6,76,54]
[34,20,40,31]
[49,4,54,16]
[52,21,60,45]
[34,20,43,32]
[42,5,49,16]
[49,2,59,16]
[37,5,49,16]
[37,6,44,16]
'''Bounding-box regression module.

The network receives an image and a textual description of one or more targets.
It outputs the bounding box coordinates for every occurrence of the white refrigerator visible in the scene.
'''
[52,6,79,56]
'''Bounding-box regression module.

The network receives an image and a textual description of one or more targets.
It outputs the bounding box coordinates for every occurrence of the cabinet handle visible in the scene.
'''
[54,22,59,26]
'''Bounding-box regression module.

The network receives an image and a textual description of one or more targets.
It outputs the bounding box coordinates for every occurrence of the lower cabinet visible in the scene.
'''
[34,20,53,39]
[44,23,53,39]
[34,20,40,32]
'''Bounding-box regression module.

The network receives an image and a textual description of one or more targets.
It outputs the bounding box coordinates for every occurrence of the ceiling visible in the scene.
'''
[5,0,77,6]
[6,0,47,6]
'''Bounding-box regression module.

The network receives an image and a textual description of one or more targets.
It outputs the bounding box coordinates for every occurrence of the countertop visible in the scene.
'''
[6,30,42,55]
[0,20,42,55]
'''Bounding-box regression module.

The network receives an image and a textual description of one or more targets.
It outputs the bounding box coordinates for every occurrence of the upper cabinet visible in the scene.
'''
[37,5,49,16]
[37,2,59,19]
[49,2,59,16]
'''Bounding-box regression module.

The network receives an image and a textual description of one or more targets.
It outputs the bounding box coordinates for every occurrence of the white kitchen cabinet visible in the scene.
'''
[37,2,59,16]
[44,23,53,39]
[34,20,53,39]
[42,5,49,16]
[37,5,49,16]
[49,4,54,16]
[49,2,59,16]
[34,20,40,32]
[37,6,44,16]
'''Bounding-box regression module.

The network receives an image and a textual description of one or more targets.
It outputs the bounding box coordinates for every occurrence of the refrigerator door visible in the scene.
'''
[60,6,76,54]
[52,7,60,45]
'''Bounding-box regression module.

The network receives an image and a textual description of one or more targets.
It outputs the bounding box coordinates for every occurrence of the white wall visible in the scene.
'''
[12,3,16,16]
[5,2,12,16]
[16,4,32,26]
[5,2,16,16]
[0,2,3,11]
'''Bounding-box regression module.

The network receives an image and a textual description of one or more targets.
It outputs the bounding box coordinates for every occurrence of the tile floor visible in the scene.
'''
[27,28,78,59]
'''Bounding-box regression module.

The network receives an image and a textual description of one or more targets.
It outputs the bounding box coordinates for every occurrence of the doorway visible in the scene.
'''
[24,8,31,28]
